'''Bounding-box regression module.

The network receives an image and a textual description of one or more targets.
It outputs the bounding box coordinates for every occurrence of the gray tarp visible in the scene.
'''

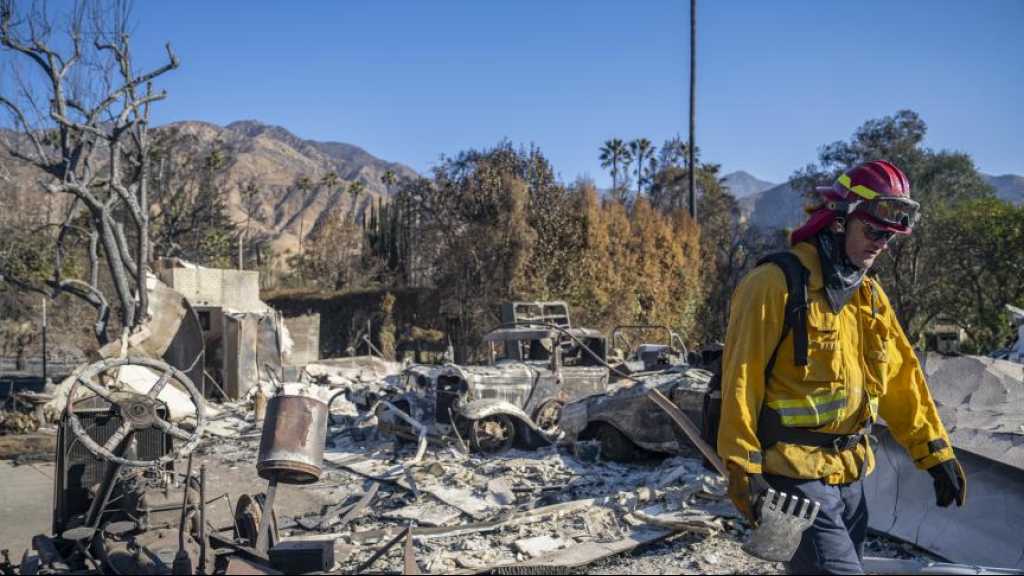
[865,353,1024,569]
[866,427,1024,569]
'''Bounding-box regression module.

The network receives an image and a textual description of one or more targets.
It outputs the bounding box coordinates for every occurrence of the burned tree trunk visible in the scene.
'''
[0,0,178,345]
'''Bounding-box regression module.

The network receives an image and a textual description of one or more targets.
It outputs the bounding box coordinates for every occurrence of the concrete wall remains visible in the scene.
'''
[156,262,264,313]
[223,313,260,399]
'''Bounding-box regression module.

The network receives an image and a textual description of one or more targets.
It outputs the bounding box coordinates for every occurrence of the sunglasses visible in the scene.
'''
[862,222,897,243]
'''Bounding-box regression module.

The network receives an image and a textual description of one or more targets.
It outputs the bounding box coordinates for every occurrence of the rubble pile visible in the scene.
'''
[188,388,945,574]
[0,389,50,435]
[0,410,39,435]
[0,276,982,572]
[190,390,763,573]
[310,448,742,572]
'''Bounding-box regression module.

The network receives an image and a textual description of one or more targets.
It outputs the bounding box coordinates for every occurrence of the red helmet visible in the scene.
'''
[791,160,919,245]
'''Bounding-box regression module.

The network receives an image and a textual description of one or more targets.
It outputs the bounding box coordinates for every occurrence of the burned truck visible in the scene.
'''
[380,324,611,453]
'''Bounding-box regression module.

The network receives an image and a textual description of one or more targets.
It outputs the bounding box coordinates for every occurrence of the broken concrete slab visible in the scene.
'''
[485,477,515,506]
[420,484,497,520]
[513,535,567,558]
[382,501,462,527]
[461,526,674,574]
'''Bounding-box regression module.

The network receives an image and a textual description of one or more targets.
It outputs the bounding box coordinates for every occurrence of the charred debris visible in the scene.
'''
[1,267,1023,574]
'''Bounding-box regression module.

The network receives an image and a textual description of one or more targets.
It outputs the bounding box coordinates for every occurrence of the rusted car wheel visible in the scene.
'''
[533,400,564,435]
[469,414,516,454]
[235,493,279,548]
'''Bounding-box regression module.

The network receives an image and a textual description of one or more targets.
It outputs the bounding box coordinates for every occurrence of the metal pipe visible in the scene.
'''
[382,401,428,464]
[178,453,194,552]
[198,464,207,574]
[42,297,48,383]
[255,478,278,554]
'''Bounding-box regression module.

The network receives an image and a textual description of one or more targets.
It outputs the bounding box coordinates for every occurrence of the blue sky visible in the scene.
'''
[127,0,1022,185]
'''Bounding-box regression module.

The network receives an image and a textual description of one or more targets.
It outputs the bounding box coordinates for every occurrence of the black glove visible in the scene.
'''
[927,459,966,507]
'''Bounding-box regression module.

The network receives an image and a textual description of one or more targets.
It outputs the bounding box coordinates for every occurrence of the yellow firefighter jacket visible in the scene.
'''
[717,241,955,485]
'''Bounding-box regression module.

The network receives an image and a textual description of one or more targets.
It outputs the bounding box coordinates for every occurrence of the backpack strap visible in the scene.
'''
[756,251,810,375]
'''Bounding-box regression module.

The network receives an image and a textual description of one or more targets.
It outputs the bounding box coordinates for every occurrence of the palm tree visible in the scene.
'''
[647,156,658,195]
[599,139,629,197]
[628,138,656,196]
[349,180,367,220]
[320,171,339,195]
[620,149,635,204]
[381,169,397,195]
[659,136,687,168]
[318,171,340,227]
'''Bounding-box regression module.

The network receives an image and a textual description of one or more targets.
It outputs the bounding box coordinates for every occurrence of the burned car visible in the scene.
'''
[607,324,689,378]
[559,365,713,461]
[380,325,612,454]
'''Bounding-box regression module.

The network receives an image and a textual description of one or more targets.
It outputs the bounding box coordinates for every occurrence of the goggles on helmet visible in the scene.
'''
[828,196,920,231]
[859,196,919,229]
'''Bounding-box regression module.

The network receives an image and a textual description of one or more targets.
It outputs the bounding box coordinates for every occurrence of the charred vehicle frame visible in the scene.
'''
[380,324,612,454]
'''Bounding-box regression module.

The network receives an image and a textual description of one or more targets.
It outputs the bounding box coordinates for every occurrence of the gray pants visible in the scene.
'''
[763,474,867,575]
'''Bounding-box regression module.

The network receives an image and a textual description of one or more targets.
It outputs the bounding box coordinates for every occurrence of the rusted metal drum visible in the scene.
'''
[257,394,328,484]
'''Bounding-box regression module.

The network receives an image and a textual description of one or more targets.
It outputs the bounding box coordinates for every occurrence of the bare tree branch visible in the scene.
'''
[0,96,49,163]
[112,218,138,278]
[51,277,111,344]
[91,42,178,124]
[1,1,178,344]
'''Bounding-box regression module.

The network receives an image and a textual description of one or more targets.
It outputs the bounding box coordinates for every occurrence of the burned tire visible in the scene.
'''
[589,422,640,462]
[533,400,564,435]
[235,493,279,548]
[469,414,516,454]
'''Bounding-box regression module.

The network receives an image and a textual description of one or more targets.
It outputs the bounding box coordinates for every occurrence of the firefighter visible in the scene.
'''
[718,160,966,574]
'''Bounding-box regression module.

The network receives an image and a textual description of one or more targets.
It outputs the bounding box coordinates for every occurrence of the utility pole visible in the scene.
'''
[688,0,697,220]
[41,297,48,383]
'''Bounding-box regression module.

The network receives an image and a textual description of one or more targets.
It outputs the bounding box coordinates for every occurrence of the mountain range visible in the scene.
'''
[721,170,776,199]
[0,120,419,259]
[163,120,420,257]
[2,121,1021,251]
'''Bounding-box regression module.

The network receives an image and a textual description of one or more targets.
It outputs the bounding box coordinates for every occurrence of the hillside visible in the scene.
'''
[986,174,1024,204]
[721,170,776,199]
[0,121,420,263]
[739,181,807,232]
